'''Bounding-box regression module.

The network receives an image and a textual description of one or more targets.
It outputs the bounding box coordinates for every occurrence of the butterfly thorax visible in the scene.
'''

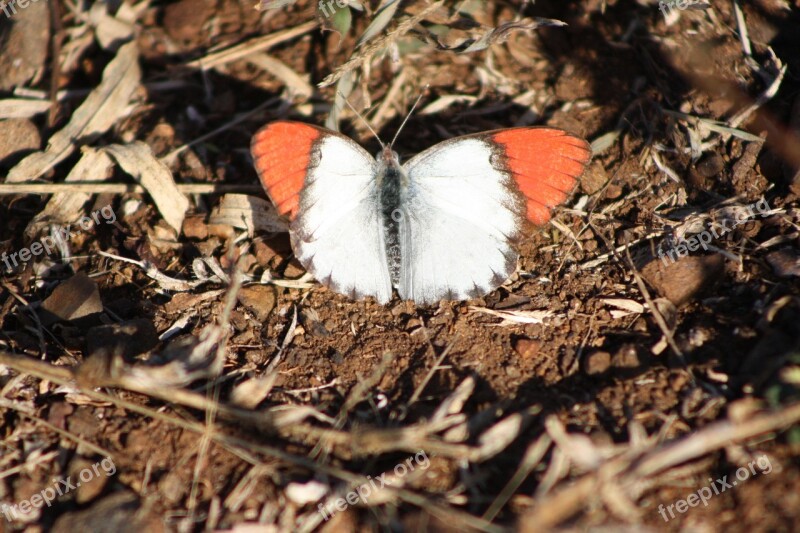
[376,147,406,288]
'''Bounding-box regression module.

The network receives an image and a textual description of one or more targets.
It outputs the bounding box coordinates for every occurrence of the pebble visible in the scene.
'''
[0,119,40,166]
[583,350,611,375]
[237,285,277,322]
[514,338,541,359]
[641,254,725,307]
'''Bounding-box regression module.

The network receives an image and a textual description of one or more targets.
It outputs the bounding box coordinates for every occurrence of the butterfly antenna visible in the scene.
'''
[337,91,384,149]
[389,85,429,148]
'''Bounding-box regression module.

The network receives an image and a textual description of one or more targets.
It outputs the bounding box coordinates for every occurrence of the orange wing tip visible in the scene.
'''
[491,128,591,225]
[526,200,554,225]
[251,121,321,220]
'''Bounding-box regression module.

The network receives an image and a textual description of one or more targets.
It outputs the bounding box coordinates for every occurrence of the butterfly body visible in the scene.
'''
[252,121,590,305]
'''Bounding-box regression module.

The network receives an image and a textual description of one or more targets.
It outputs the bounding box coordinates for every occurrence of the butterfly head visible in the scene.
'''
[377,145,402,169]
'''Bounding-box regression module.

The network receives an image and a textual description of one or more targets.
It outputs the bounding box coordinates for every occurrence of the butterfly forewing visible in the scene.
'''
[251,122,393,303]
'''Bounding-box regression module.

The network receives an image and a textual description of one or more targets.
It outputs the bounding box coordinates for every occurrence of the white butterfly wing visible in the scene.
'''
[398,136,525,304]
[252,122,393,303]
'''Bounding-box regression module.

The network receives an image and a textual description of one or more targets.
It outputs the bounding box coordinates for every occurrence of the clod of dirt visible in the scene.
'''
[695,152,725,177]
[514,338,541,359]
[237,284,277,321]
[70,458,111,504]
[583,350,611,375]
[641,254,725,307]
[40,272,104,325]
[554,64,594,101]
[283,260,306,278]
[0,119,41,166]
[766,249,800,278]
[182,215,209,240]
[163,0,214,44]
[580,161,608,194]
[730,139,768,196]
[52,492,163,533]
[612,344,644,369]
[0,0,50,90]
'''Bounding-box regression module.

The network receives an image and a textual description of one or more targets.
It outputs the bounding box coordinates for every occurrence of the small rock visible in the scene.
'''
[283,260,306,278]
[237,285,277,321]
[0,119,41,166]
[579,161,608,195]
[245,350,268,366]
[766,248,800,278]
[158,469,188,505]
[514,338,541,359]
[69,458,111,504]
[181,215,208,239]
[695,152,725,177]
[40,272,104,325]
[206,223,235,240]
[254,239,278,267]
[163,0,213,43]
[505,365,521,378]
[67,407,102,438]
[641,254,725,307]
[554,63,593,101]
[583,350,611,375]
[47,402,74,430]
[0,0,50,90]
[604,183,623,200]
[612,344,642,369]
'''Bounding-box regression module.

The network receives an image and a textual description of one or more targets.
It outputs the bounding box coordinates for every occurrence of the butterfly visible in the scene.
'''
[251,121,590,305]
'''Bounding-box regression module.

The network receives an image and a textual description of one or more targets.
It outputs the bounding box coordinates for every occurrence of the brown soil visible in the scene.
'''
[1,1,799,532]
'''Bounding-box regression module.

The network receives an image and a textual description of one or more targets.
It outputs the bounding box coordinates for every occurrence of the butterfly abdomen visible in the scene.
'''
[378,162,404,287]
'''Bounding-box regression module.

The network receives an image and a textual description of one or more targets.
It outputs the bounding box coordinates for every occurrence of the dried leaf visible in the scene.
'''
[357,0,401,46]
[469,306,554,326]
[258,0,299,9]
[245,53,313,99]
[7,42,140,183]
[209,194,287,235]
[104,142,189,232]
[0,99,52,119]
[473,414,524,462]
[285,481,328,505]
[25,148,115,237]
[602,298,645,314]
[330,5,353,38]
[325,70,356,131]
[420,95,477,115]
[231,374,278,409]
[89,1,135,51]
